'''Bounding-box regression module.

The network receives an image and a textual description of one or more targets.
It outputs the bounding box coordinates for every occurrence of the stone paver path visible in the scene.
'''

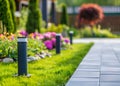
[66,39,120,86]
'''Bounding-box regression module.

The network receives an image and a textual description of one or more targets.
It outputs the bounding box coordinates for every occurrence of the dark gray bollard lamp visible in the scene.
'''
[17,37,30,77]
[69,31,74,45]
[56,34,61,54]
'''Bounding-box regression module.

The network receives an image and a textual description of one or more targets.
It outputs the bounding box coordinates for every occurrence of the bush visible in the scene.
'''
[60,3,68,25]
[0,30,70,58]
[0,0,14,33]
[41,24,64,33]
[78,3,104,26]
[26,0,42,33]
[18,7,28,29]
[67,27,79,37]
[8,0,16,32]
[80,26,118,38]
[0,33,46,58]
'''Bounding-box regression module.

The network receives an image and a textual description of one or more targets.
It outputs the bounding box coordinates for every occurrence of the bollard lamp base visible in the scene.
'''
[13,74,31,78]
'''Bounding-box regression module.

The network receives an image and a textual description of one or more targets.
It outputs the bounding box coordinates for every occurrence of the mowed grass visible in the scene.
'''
[0,43,93,86]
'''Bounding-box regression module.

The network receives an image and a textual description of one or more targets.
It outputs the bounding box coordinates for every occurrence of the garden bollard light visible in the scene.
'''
[69,31,74,45]
[18,37,30,77]
[56,34,61,54]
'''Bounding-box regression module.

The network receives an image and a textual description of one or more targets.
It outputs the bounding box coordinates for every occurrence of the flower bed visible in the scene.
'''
[0,31,70,62]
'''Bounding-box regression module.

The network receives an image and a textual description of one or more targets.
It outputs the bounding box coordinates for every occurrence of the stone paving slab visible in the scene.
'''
[100,82,120,86]
[101,71,120,75]
[102,62,120,66]
[66,81,99,86]
[69,77,99,81]
[78,65,100,69]
[72,71,100,78]
[101,67,120,72]
[66,42,120,86]
[100,75,120,82]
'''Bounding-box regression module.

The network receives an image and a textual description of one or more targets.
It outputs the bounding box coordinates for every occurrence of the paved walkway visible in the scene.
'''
[66,39,120,86]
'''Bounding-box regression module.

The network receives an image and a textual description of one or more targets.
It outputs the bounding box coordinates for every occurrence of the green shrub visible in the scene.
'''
[8,0,16,33]
[41,24,64,33]
[26,0,42,33]
[80,26,118,38]
[67,27,79,37]
[0,37,46,59]
[0,0,14,33]
[18,7,28,30]
[60,3,68,25]
[27,38,46,56]
[80,27,93,37]
[0,39,17,58]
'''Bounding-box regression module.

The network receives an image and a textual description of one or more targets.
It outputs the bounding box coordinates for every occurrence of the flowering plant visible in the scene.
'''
[28,31,70,50]
[0,30,70,59]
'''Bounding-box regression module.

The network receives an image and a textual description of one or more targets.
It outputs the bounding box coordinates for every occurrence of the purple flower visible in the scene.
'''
[19,30,28,37]
[51,38,56,46]
[44,40,53,50]
[64,38,70,44]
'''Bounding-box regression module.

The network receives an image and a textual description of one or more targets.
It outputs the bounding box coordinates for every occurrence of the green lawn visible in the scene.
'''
[0,43,93,86]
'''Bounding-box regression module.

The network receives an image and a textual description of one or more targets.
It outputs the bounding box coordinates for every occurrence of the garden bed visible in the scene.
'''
[0,43,92,86]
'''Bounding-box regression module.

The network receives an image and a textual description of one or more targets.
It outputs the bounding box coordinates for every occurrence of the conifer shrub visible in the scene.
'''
[8,0,16,32]
[60,3,68,25]
[26,0,42,33]
[0,0,14,33]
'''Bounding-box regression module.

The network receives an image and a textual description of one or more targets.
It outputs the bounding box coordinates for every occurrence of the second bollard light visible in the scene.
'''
[69,31,74,45]
[56,34,61,54]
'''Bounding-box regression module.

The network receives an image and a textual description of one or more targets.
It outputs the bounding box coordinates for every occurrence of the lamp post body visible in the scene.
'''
[69,31,73,45]
[56,34,61,54]
[18,37,27,76]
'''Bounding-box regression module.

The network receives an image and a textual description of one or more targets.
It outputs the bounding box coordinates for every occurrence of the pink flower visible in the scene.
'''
[44,32,51,39]
[64,38,70,44]
[60,35,64,40]
[51,38,56,47]
[38,34,44,40]
[51,32,56,38]
[33,32,39,38]
[44,40,53,50]
[19,30,28,37]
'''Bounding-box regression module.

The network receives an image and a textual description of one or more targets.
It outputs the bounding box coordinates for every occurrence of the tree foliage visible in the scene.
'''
[0,0,14,33]
[26,0,42,33]
[8,0,16,32]
[60,4,68,25]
